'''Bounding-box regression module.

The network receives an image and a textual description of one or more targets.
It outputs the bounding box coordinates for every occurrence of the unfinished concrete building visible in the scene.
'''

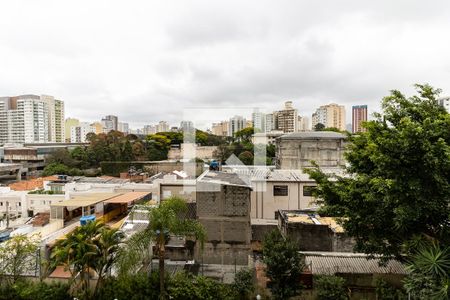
[275,131,346,169]
[196,171,252,265]
[277,210,355,252]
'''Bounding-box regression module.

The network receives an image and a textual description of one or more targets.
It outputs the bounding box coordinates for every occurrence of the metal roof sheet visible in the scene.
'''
[51,193,119,207]
[302,252,407,275]
[104,191,150,204]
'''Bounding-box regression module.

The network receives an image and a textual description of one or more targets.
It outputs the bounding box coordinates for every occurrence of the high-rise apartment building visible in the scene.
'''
[65,118,80,142]
[180,121,194,132]
[143,125,157,135]
[274,101,298,133]
[252,110,266,132]
[0,94,65,144]
[228,116,246,137]
[101,115,118,132]
[42,95,65,142]
[156,121,170,133]
[71,122,95,143]
[90,122,104,134]
[352,105,368,133]
[211,121,229,136]
[118,122,129,133]
[312,103,346,131]
[265,113,274,132]
[298,116,311,131]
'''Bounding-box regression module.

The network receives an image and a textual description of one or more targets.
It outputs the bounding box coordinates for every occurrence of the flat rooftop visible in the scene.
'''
[280,211,344,233]
[279,131,346,140]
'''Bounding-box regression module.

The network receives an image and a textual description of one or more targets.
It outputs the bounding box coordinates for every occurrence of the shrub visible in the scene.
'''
[314,275,348,300]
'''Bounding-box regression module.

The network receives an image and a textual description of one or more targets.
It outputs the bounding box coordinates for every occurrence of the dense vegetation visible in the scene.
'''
[306,84,450,298]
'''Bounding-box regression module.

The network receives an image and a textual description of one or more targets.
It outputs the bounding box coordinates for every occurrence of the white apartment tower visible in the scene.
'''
[71,122,95,143]
[252,110,266,132]
[156,121,170,133]
[0,95,65,144]
[228,115,246,137]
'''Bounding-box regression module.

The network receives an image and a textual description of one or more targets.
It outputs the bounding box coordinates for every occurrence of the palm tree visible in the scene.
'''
[117,197,206,299]
[51,221,122,299]
[91,226,124,296]
[404,243,450,299]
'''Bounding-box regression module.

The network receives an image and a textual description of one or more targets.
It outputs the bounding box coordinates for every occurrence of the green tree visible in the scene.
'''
[314,123,325,131]
[233,268,255,299]
[314,275,348,300]
[117,197,206,299]
[262,230,304,300]
[146,134,171,161]
[42,162,70,176]
[51,221,122,299]
[238,151,254,165]
[168,272,234,300]
[234,127,254,142]
[213,143,233,163]
[0,235,39,284]
[121,140,134,161]
[305,84,450,259]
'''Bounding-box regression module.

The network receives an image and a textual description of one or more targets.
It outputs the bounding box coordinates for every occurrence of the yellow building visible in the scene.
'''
[312,103,346,131]
[64,118,79,142]
[90,122,105,134]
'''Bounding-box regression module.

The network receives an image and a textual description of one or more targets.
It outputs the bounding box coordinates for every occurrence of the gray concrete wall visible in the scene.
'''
[283,222,354,252]
[196,183,252,265]
[276,138,346,169]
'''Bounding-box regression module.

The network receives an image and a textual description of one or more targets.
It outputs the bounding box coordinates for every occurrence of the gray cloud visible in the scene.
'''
[0,0,449,128]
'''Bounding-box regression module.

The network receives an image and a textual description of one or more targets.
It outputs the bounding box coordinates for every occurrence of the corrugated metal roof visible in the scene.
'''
[302,252,407,275]
[104,191,150,204]
[51,193,119,207]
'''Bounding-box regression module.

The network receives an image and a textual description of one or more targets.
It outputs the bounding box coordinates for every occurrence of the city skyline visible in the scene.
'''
[1,1,450,128]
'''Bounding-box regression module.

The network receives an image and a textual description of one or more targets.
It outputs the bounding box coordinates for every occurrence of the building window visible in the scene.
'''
[273,185,288,196]
[303,186,317,197]
[0,202,2,206]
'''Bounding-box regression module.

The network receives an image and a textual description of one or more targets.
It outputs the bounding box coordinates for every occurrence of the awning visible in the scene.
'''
[104,192,150,204]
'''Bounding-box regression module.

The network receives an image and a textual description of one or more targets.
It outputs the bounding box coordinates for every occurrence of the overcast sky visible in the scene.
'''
[1,0,450,129]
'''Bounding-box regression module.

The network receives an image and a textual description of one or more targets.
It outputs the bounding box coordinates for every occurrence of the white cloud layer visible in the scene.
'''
[1,0,449,128]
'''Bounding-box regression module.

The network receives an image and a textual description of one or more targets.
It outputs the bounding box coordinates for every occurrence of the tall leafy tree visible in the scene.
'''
[262,230,304,300]
[116,197,206,299]
[0,235,39,284]
[306,84,450,259]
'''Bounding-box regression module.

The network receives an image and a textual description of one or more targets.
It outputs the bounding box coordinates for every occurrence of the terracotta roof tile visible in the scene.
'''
[9,176,58,191]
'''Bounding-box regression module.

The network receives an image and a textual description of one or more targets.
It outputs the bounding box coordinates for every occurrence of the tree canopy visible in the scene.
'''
[306,84,450,259]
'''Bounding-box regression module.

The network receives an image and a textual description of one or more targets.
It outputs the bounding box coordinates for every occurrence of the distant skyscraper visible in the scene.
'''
[90,122,104,134]
[265,113,274,132]
[438,97,450,112]
[143,125,157,135]
[274,101,299,133]
[0,94,65,144]
[65,118,80,142]
[228,115,246,137]
[180,120,194,132]
[156,121,169,133]
[101,115,118,132]
[71,122,94,143]
[211,121,229,136]
[118,122,129,133]
[312,103,346,131]
[252,110,266,132]
[298,116,311,131]
[352,105,368,133]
